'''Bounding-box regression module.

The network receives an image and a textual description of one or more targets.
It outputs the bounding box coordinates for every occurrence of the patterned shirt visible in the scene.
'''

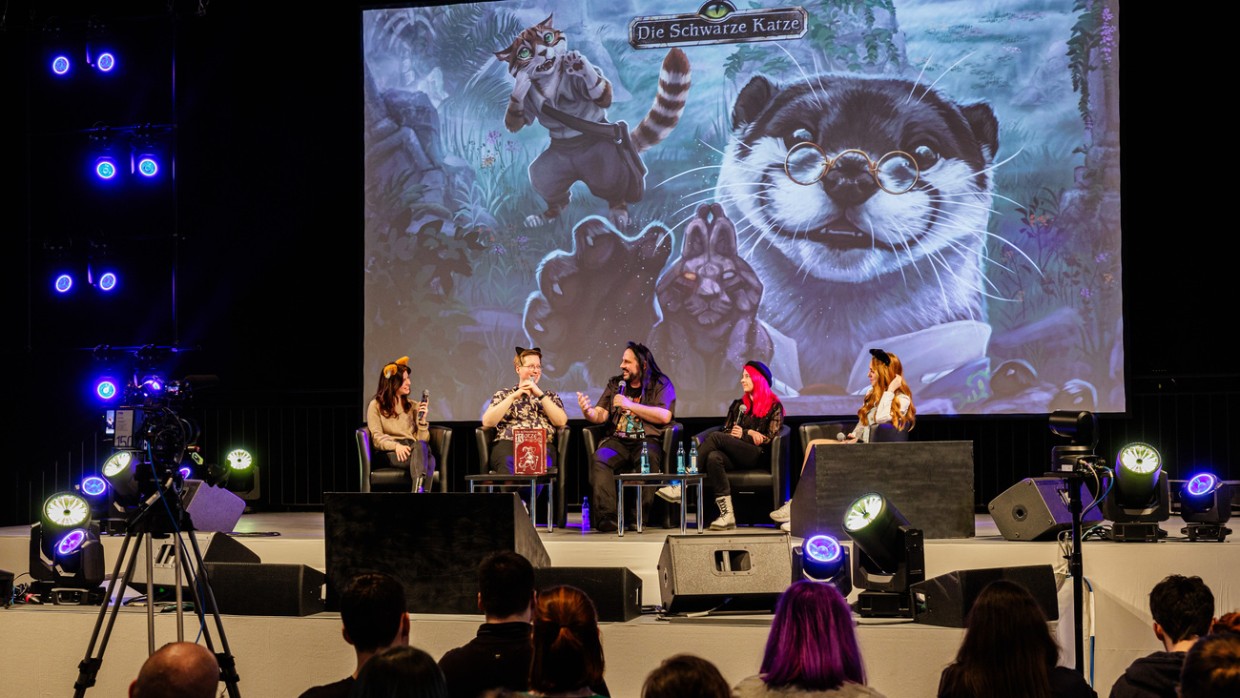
[489,386,564,442]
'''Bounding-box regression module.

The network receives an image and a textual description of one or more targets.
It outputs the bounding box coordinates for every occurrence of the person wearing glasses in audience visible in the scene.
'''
[481,347,569,473]
[367,356,433,491]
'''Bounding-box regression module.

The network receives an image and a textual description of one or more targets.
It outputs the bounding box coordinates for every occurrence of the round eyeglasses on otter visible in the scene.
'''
[783,143,920,195]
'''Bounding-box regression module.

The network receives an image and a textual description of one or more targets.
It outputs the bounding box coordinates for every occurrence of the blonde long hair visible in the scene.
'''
[858,351,915,430]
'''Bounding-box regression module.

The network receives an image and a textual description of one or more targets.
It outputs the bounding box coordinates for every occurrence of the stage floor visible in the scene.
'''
[3,512,1238,698]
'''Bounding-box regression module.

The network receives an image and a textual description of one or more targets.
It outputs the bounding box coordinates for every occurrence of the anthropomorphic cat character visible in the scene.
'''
[495,15,690,229]
[650,204,772,411]
[716,74,1000,394]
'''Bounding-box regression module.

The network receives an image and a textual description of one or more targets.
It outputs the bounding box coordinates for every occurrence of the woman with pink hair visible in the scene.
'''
[659,360,784,530]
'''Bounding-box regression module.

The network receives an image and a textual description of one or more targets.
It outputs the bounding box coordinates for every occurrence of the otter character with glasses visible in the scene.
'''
[480,347,569,473]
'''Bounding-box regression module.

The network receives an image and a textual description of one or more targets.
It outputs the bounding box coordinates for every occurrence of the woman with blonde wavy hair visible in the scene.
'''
[770,349,914,528]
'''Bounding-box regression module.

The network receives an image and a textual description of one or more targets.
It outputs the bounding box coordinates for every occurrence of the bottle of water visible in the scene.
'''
[640,441,650,474]
[581,497,590,534]
[677,442,686,475]
[688,440,698,474]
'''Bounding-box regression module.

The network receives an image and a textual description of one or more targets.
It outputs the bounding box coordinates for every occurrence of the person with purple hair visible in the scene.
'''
[733,581,885,697]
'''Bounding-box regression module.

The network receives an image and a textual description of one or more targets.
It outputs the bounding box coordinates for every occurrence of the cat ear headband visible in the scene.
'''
[383,356,410,379]
[515,346,542,357]
[869,348,891,366]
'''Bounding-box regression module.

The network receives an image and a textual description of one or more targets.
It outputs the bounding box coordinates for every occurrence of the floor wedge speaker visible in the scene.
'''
[205,562,326,616]
[657,533,791,614]
[911,564,1058,627]
[988,477,1102,541]
[535,567,643,622]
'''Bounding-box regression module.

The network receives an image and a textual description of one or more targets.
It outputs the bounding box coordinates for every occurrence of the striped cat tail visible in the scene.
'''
[630,48,691,153]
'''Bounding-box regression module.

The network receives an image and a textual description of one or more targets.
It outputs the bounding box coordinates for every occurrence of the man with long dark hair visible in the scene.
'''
[577,342,676,532]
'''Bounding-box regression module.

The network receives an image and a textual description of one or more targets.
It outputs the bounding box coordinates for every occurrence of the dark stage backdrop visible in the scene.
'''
[0,2,1233,527]
[362,0,1124,419]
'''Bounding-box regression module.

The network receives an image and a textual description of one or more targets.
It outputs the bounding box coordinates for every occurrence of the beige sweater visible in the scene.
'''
[366,399,429,451]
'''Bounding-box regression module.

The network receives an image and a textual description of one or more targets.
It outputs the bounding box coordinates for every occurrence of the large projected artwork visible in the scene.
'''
[363,0,1122,419]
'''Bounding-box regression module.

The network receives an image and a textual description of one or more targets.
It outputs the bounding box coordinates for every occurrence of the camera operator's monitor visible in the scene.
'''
[104,409,115,436]
[114,409,141,449]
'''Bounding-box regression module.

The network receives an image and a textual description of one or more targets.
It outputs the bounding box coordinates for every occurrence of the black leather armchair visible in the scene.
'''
[582,422,683,527]
[474,426,571,527]
[693,424,791,522]
[798,421,908,453]
[356,425,452,492]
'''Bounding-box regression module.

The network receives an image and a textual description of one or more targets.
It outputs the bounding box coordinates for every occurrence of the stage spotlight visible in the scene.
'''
[1102,442,1170,542]
[224,448,260,501]
[51,55,71,75]
[95,51,116,73]
[94,157,118,180]
[80,476,107,498]
[102,450,142,503]
[1178,473,1233,542]
[794,534,852,596]
[178,465,193,480]
[54,273,74,294]
[95,378,118,401]
[98,271,118,292]
[140,375,165,394]
[30,492,105,601]
[136,155,159,177]
[843,493,924,617]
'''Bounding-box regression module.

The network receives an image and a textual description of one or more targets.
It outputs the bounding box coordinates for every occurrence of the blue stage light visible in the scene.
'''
[52,55,71,75]
[81,476,108,497]
[95,379,118,400]
[136,156,159,177]
[54,274,73,294]
[805,534,843,564]
[98,272,118,292]
[96,52,116,73]
[95,157,117,180]
[1186,473,1220,497]
[56,528,89,556]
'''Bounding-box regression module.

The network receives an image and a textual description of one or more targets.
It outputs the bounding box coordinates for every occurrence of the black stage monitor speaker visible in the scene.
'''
[988,477,1103,541]
[0,568,12,607]
[535,567,643,622]
[325,492,551,614]
[657,533,791,614]
[205,562,325,616]
[911,564,1058,627]
[791,442,974,540]
[129,532,260,600]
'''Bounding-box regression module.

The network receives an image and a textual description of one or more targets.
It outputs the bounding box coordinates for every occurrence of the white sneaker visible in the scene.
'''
[770,499,791,523]
[780,521,790,532]
[656,484,682,503]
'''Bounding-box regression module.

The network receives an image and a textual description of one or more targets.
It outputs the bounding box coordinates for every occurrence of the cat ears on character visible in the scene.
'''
[516,346,542,357]
[869,348,891,366]
[383,356,410,379]
[494,14,555,63]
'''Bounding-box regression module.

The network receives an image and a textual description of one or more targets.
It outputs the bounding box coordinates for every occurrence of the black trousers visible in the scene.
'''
[488,439,559,474]
[590,436,664,527]
[698,431,763,497]
[384,438,434,491]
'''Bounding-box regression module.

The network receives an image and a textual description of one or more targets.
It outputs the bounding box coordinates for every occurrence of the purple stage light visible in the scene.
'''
[54,274,73,294]
[142,377,164,393]
[178,466,193,480]
[52,55,71,75]
[804,534,843,564]
[1186,473,1220,497]
[81,476,107,497]
[98,272,118,292]
[97,52,116,72]
[56,528,88,556]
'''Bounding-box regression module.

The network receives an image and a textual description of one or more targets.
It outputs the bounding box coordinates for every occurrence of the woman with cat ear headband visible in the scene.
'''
[658,360,784,531]
[367,356,434,492]
[769,349,915,529]
[480,346,569,473]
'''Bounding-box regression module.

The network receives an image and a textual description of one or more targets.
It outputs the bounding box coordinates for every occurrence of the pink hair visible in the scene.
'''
[742,365,777,418]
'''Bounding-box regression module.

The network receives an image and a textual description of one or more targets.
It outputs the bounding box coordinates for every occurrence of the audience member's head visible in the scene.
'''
[341,572,410,654]
[1210,612,1240,635]
[353,646,448,698]
[1149,575,1215,648]
[1179,624,1240,698]
[528,585,604,695]
[944,580,1059,698]
[759,580,865,691]
[642,653,730,698]
[478,551,535,620]
[129,642,219,698]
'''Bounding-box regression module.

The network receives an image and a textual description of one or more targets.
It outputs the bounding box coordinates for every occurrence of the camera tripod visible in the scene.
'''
[72,475,241,697]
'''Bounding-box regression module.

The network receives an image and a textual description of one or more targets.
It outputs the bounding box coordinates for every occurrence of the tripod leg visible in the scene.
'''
[183,532,243,697]
[73,530,146,697]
